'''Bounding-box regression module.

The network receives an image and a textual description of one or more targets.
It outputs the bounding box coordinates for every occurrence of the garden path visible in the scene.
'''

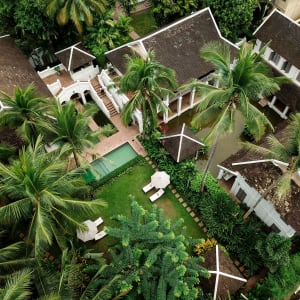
[84,114,147,162]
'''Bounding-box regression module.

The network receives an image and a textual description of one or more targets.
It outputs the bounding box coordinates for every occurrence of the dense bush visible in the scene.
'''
[247,254,300,299]
[142,137,267,274]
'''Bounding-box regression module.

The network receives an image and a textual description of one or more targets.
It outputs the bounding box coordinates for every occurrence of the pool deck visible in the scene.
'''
[85,114,147,162]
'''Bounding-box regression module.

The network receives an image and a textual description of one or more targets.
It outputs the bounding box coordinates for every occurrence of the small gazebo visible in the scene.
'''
[201,245,247,300]
[159,123,205,162]
[55,43,98,81]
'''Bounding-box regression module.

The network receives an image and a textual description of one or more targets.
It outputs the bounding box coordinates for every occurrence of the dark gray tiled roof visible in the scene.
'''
[160,123,204,162]
[55,43,95,71]
[0,36,51,97]
[254,10,300,69]
[106,8,237,85]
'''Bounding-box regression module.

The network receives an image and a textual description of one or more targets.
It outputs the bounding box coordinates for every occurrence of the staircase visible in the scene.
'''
[91,78,118,117]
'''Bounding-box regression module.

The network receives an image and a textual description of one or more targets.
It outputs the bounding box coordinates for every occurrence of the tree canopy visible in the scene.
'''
[203,0,258,42]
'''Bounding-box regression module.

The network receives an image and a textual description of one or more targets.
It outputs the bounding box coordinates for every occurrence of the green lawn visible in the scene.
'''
[130,10,157,36]
[92,160,205,252]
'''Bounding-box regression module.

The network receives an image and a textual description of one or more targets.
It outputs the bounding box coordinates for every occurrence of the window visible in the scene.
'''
[281,61,292,73]
[236,188,246,201]
[269,51,281,65]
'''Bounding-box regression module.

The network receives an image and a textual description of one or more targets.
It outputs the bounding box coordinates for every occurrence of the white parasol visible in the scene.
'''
[76,220,98,242]
[151,171,170,189]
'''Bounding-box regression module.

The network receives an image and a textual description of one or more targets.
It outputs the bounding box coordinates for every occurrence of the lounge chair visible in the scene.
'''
[94,230,107,241]
[94,217,104,226]
[142,182,154,193]
[149,189,165,202]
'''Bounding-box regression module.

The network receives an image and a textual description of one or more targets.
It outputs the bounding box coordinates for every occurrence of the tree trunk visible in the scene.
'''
[73,151,80,168]
[200,141,218,192]
[243,183,276,219]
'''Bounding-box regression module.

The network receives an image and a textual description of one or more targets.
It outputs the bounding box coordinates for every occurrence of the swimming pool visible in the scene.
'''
[83,142,138,182]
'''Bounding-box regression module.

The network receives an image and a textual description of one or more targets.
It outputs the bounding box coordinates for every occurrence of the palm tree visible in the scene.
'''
[0,136,106,256]
[242,113,300,218]
[46,0,108,33]
[0,84,50,143]
[186,41,288,190]
[38,101,112,168]
[0,230,35,279]
[0,269,32,300]
[119,50,177,139]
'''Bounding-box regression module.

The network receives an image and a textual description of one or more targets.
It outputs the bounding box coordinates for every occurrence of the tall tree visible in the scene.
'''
[118,0,138,16]
[242,113,300,206]
[119,50,177,138]
[35,245,105,299]
[38,101,112,168]
[0,230,35,278]
[0,136,106,256]
[150,0,199,26]
[84,10,132,66]
[256,232,291,273]
[46,0,108,34]
[83,200,209,299]
[0,84,50,143]
[0,269,32,300]
[186,42,288,190]
[202,0,258,42]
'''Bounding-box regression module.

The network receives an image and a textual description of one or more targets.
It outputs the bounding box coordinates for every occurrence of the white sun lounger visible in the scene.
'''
[149,189,165,202]
[94,217,104,226]
[142,182,154,193]
[94,230,107,241]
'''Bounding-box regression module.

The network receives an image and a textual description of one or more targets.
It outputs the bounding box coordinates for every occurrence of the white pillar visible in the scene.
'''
[190,88,195,107]
[278,57,286,69]
[253,39,262,52]
[177,95,182,115]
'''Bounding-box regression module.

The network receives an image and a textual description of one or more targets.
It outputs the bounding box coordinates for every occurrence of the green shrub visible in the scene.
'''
[142,137,268,274]
[248,253,300,299]
[256,233,291,273]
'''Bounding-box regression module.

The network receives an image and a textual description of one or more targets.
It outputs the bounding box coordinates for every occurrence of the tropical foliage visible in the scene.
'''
[189,41,288,145]
[248,253,300,299]
[242,113,300,201]
[82,200,209,299]
[202,0,258,42]
[0,136,106,256]
[150,0,199,26]
[0,269,32,300]
[256,232,291,273]
[38,101,112,167]
[46,0,108,33]
[84,10,132,66]
[119,50,177,138]
[0,84,50,143]
[118,0,139,16]
[0,229,34,277]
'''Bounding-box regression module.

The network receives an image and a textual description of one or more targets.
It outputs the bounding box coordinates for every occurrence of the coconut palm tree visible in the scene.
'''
[0,230,35,278]
[0,269,32,300]
[38,101,113,168]
[242,113,300,218]
[46,0,108,33]
[0,84,50,143]
[186,41,288,191]
[119,50,177,139]
[0,136,106,256]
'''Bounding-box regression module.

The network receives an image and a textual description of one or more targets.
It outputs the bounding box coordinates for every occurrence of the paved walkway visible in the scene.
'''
[85,115,147,162]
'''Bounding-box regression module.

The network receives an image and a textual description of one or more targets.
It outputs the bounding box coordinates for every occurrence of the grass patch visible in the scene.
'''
[130,10,157,36]
[92,160,205,252]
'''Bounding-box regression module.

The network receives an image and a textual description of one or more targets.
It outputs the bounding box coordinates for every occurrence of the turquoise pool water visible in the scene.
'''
[84,142,137,182]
